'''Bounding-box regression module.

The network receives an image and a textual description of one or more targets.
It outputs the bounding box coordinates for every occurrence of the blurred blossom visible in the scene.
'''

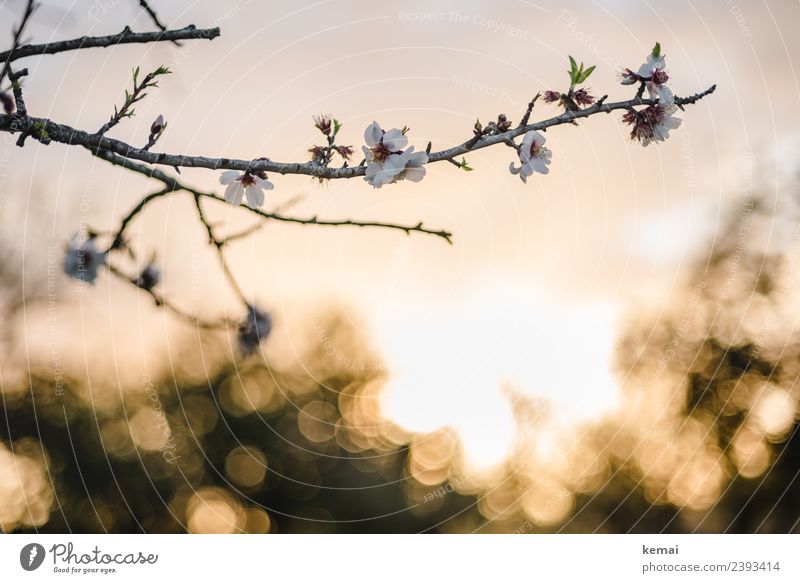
[238,305,272,355]
[135,262,161,291]
[62,232,105,284]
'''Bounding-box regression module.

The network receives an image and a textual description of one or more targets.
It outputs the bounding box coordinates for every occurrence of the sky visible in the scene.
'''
[3,0,800,471]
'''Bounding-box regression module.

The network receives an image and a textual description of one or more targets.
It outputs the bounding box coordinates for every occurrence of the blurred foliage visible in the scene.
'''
[1,193,800,533]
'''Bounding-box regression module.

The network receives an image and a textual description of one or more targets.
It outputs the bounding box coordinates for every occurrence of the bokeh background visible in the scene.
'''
[2,0,800,533]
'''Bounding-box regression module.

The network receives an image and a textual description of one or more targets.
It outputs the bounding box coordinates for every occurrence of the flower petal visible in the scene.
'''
[220,170,241,185]
[383,152,409,171]
[408,150,429,166]
[361,145,374,162]
[224,182,245,205]
[403,166,426,182]
[245,185,265,208]
[364,121,382,147]
[382,128,408,151]
[658,84,674,104]
[531,157,550,174]
[254,176,274,190]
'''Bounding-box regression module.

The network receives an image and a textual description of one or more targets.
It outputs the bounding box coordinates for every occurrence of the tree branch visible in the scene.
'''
[136,0,181,45]
[87,148,454,243]
[0,86,716,180]
[0,25,219,63]
[0,0,36,85]
[107,263,230,329]
[191,193,249,305]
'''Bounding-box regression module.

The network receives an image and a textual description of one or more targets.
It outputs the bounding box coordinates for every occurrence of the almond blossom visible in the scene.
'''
[219,170,273,209]
[509,130,552,182]
[622,104,682,147]
[135,262,161,291]
[362,121,427,188]
[238,305,272,355]
[634,43,674,104]
[62,232,105,284]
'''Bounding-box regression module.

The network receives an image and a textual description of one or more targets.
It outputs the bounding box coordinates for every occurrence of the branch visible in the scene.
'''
[107,187,170,251]
[86,148,454,243]
[0,86,716,180]
[7,66,28,117]
[136,0,181,45]
[0,25,219,63]
[191,193,249,305]
[426,86,717,164]
[107,263,230,329]
[199,193,455,243]
[98,65,170,135]
[0,0,36,85]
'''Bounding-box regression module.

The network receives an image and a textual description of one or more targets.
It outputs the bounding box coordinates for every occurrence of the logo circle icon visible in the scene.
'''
[19,543,46,571]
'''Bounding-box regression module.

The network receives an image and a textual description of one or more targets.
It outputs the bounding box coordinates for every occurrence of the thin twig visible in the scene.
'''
[219,223,266,245]
[107,187,170,252]
[0,0,36,85]
[107,263,230,329]
[136,0,181,46]
[191,193,249,305]
[7,66,28,117]
[0,25,219,63]
[98,65,170,135]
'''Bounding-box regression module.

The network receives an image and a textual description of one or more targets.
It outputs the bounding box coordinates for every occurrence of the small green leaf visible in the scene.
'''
[568,55,579,84]
[333,118,342,136]
[652,42,661,58]
[460,157,473,171]
[577,64,596,84]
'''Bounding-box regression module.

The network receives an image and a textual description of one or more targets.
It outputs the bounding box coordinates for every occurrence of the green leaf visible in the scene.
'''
[652,42,661,58]
[333,118,342,137]
[568,55,579,83]
[460,157,473,171]
[577,64,596,84]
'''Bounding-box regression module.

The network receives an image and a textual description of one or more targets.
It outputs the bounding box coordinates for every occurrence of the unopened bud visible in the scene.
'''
[150,114,165,135]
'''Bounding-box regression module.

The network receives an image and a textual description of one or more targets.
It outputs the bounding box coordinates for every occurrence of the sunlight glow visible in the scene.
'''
[373,280,621,470]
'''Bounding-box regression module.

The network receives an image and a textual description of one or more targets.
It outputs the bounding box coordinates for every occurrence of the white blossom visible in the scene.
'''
[362,121,427,188]
[636,51,674,104]
[391,146,428,183]
[219,170,273,208]
[509,130,552,182]
[63,233,105,284]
